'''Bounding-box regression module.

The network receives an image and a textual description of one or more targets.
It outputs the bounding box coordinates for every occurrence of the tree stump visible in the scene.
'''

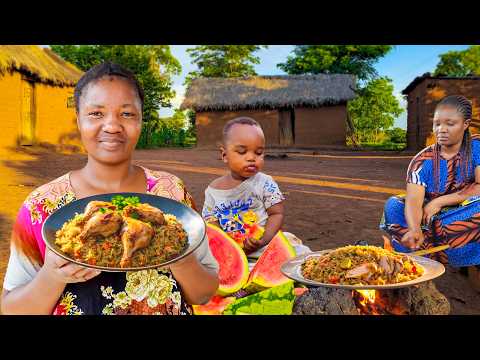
[292,287,359,315]
[292,281,450,315]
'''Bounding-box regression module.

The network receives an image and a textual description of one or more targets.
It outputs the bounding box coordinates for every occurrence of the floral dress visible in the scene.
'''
[3,167,216,315]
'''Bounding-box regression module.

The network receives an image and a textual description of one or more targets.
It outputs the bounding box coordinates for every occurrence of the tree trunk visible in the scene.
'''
[346,110,360,148]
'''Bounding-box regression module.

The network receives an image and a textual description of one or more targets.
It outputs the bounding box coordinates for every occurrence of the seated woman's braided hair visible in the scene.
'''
[433,95,473,192]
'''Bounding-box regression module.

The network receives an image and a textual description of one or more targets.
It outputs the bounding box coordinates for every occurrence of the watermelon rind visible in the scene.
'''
[207,224,249,296]
[243,231,296,292]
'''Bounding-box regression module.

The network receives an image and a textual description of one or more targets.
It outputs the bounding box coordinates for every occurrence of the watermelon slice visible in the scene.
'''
[192,296,236,315]
[294,287,309,297]
[223,281,295,315]
[243,230,296,293]
[207,224,249,296]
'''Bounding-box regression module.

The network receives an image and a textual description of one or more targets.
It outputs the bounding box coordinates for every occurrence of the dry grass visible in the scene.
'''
[0,45,82,86]
[181,74,356,111]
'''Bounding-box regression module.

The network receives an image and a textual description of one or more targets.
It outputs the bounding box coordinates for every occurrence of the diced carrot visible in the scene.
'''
[329,275,339,284]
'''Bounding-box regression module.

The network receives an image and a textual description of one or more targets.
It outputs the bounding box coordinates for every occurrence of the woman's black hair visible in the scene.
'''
[74,61,144,112]
[433,95,473,192]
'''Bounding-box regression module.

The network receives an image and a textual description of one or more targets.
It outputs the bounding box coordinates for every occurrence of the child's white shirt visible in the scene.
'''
[202,172,284,233]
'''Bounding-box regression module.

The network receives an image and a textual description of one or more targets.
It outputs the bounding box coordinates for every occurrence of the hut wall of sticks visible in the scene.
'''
[180,75,357,149]
[0,45,83,154]
[402,73,480,151]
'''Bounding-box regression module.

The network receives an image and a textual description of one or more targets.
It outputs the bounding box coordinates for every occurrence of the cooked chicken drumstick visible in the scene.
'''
[120,217,154,267]
[79,211,123,240]
[123,203,165,225]
[83,201,117,221]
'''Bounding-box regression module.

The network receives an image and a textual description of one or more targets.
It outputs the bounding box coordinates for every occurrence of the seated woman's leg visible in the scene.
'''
[381,195,436,253]
[381,195,409,241]
[434,198,480,267]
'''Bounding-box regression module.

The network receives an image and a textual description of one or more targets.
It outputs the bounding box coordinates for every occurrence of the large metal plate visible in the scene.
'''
[42,192,206,272]
[281,249,445,290]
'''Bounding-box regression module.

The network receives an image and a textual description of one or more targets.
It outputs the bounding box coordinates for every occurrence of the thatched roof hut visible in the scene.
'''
[180,74,356,112]
[0,45,82,87]
[0,45,83,151]
[181,75,356,149]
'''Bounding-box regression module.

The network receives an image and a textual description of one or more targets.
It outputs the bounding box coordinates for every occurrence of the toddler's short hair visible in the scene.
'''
[222,117,262,144]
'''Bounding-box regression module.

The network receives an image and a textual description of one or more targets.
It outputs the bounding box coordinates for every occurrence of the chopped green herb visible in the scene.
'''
[111,195,140,210]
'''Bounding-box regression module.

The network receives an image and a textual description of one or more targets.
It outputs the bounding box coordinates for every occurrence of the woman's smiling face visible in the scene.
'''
[77,76,143,165]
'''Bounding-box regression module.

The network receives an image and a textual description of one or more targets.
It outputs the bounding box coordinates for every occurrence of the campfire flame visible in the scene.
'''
[356,289,376,304]
[354,289,381,315]
[352,289,409,315]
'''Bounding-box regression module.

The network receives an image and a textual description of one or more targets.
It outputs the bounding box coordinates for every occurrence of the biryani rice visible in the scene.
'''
[301,245,424,286]
[55,212,188,268]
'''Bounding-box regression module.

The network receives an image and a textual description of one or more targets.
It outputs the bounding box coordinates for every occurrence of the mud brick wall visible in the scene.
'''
[195,105,347,149]
[0,72,22,152]
[294,105,347,147]
[195,109,280,148]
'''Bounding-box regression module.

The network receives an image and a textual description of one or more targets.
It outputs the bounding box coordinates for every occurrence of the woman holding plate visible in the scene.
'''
[1,62,219,315]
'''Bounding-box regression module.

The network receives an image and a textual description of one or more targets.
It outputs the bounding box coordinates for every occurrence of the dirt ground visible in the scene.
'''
[1,146,479,314]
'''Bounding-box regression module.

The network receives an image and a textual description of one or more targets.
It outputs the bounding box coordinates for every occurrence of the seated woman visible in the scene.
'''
[1,62,219,315]
[382,95,480,268]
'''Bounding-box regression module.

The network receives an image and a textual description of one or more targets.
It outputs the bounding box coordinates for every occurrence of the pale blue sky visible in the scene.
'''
[163,45,471,129]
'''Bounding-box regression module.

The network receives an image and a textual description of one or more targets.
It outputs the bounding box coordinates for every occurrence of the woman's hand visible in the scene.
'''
[41,247,101,284]
[423,199,443,225]
[400,229,425,249]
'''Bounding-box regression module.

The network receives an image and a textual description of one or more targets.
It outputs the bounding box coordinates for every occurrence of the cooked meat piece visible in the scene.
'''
[379,255,394,275]
[345,262,378,279]
[393,260,404,276]
[120,217,154,267]
[79,211,123,240]
[83,201,117,221]
[123,203,165,225]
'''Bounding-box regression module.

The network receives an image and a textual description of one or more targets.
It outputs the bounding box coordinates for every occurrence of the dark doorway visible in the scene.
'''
[279,108,295,146]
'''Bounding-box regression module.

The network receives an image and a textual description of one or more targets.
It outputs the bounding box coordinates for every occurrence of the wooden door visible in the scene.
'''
[21,81,35,146]
[279,109,294,146]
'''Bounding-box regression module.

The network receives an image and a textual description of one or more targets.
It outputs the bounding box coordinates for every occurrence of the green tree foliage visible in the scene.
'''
[277,45,392,82]
[278,45,403,145]
[147,109,195,147]
[50,45,181,148]
[185,45,268,83]
[434,45,480,76]
[348,77,404,142]
[385,127,407,144]
[183,45,268,145]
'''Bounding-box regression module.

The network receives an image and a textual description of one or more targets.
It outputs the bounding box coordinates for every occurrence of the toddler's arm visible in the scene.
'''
[243,202,284,254]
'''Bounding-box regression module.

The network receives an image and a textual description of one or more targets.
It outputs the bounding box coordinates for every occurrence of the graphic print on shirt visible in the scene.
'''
[213,198,255,235]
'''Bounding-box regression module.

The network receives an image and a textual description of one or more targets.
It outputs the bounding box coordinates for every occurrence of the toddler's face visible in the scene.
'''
[222,124,265,179]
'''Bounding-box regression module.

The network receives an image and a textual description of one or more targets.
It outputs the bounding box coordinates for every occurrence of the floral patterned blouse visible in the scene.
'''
[3,167,218,315]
